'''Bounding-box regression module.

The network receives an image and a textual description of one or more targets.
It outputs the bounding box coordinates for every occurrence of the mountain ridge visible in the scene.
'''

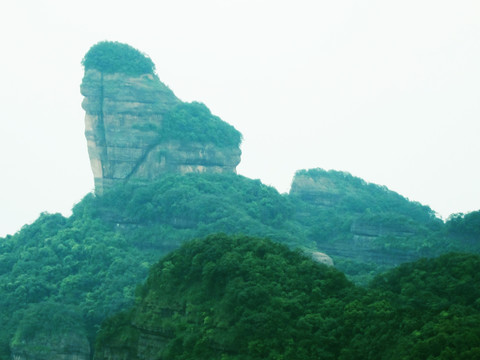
[0,41,478,359]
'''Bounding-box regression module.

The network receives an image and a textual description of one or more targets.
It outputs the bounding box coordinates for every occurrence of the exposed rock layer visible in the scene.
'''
[11,332,90,360]
[81,70,241,193]
[290,172,342,206]
[290,169,424,265]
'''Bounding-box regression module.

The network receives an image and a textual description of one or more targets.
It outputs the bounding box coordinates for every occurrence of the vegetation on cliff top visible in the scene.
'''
[82,42,242,148]
[291,168,439,226]
[95,234,480,359]
[161,102,242,148]
[82,41,155,75]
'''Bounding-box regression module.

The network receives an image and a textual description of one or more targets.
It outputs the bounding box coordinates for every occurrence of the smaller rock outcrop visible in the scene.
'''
[289,168,377,207]
[290,168,440,264]
[310,251,334,266]
[290,170,342,206]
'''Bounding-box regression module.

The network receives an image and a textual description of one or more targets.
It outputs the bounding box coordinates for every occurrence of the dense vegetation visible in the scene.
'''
[80,173,299,247]
[446,210,480,245]
[82,41,155,75]
[292,168,439,224]
[161,102,242,147]
[0,212,147,358]
[96,234,353,359]
[0,174,300,359]
[0,171,478,359]
[96,234,480,359]
[289,169,457,283]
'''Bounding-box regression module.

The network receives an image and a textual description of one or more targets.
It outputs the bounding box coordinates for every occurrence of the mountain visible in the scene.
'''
[93,234,354,360]
[81,41,242,194]
[94,234,480,360]
[0,41,479,359]
[290,168,446,273]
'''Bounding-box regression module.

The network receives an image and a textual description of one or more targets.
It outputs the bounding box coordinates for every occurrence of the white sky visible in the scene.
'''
[1,0,479,237]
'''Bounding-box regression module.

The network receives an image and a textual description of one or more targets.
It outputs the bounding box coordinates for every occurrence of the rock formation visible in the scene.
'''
[10,331,90,360]
[290,170,343,206]
[289,168,434,264]
[309,251,334,266]
[81,42,241,194]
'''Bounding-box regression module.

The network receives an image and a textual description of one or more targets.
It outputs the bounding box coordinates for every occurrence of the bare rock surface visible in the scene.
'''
[81,69,241,194]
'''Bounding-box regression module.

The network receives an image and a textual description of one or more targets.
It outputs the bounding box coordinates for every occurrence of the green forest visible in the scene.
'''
[1,172,479,359]
[96,234,480,359]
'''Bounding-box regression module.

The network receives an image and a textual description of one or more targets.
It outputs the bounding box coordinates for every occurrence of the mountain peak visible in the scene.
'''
[80,41,242,194]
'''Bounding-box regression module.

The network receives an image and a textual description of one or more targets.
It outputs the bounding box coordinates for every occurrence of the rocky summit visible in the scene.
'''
[80,41,242,194]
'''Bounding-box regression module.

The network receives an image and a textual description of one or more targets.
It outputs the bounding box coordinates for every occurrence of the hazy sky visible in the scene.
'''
[1,0,479,237]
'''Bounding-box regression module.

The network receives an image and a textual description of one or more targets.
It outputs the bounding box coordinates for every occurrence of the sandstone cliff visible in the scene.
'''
[11,331,90,360]
[81,42,241,194]
[290,170,343,206]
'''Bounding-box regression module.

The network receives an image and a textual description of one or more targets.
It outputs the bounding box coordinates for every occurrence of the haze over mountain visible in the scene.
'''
[0,42,479,359]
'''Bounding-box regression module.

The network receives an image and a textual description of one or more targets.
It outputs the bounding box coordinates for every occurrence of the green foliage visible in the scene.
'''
[0,174,301,359]
[94,309,139,358]
[446,210,480,246]
[292,168,439,225]
[0,211,151,357]
[96,236,480,359]
[82,41,155,75]
[161,102,242,147]
[97,234,354,359]
[366,253,480,359]
[86,173,298,245]
[370,253,480,314]
[11,302,85,346]
[1,170,479,359]
[290,168,450,264]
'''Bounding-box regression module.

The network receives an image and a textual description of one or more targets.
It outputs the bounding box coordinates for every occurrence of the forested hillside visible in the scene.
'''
[95,234,480,359]
[1,172,479,359]
[0,173,295,359]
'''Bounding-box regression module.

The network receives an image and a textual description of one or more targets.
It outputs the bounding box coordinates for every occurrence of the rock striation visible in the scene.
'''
[81,43,241,194]
[11,331,90,360]
[290,170,343,206]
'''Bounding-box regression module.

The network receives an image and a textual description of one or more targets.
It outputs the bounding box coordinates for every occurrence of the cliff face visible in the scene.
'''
[290,171,342,206]
[11,331,90,360]
[81,69,241,194]
[94,328,171,360]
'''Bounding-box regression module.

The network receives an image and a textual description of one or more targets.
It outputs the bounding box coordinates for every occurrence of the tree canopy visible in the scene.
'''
[161,102,242,148]
[82,41,155,75]
[95,235,480,360]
